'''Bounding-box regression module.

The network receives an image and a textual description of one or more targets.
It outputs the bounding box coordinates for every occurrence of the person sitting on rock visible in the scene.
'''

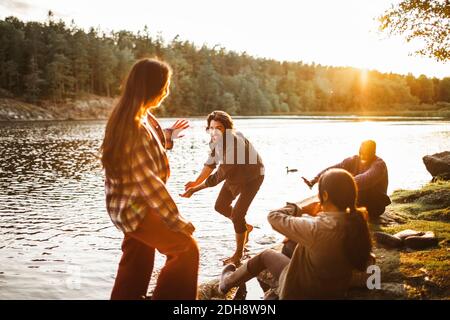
[302,140,391,220]
[219,168,373,299]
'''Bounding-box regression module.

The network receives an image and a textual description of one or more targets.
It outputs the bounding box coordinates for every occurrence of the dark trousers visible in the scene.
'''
[358,190,390,219]
[214,175,264,233]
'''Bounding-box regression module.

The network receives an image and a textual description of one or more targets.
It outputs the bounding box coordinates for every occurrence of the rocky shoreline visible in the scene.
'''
[0,96,116,121]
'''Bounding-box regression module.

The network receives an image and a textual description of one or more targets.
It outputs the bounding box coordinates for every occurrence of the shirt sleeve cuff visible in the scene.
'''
[163,128,174,150]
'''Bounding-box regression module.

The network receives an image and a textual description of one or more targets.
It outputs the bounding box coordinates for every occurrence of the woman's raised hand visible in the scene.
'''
[169,119,190,139]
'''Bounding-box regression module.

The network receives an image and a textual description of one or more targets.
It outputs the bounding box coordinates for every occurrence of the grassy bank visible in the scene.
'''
[370,180,450,299]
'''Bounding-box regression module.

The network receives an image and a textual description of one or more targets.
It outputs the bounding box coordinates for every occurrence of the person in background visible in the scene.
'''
[101,58,199,300]
[302,140,391,219]
[219,168,373,299]
[282,140,389,258]
[181,111,264,265]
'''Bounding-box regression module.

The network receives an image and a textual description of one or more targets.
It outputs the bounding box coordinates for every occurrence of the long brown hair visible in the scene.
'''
[318,168,372,271]
[206,110,234,131]
[101,58,172,177]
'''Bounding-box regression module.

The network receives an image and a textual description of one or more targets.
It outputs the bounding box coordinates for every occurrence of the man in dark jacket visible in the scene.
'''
[302,140,391,219]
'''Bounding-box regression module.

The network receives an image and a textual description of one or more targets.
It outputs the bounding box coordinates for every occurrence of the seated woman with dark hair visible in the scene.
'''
[219,168,373,299]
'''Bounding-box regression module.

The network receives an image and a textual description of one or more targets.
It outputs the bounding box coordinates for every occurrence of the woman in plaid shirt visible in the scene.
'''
[101,58,198,300]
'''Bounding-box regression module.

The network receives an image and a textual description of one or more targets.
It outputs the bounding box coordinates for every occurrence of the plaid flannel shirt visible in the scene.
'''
[105,112,192,233]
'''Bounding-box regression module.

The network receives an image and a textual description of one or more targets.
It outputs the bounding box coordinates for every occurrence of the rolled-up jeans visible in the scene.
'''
[214,175,264,233]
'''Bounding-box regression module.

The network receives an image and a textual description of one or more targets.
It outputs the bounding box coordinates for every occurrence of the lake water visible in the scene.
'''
[0,117,449,299]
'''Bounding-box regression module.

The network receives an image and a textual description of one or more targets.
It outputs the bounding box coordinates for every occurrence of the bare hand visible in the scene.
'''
[180,188,196,198]
[169,119,189,139]
[184,181,198,191]
[301,176,315,189]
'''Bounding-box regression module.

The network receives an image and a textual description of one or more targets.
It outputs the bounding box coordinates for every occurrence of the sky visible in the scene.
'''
[1,0,448,78]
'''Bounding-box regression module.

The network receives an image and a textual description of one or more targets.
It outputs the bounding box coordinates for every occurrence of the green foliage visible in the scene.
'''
[1,16,450,115]
[378,0,450,62]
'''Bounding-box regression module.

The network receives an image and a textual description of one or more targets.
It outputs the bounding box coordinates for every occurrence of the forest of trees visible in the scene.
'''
[1,15,449,116]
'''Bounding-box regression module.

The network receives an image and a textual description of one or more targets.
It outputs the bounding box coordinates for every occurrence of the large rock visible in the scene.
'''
[422,151,450,180]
